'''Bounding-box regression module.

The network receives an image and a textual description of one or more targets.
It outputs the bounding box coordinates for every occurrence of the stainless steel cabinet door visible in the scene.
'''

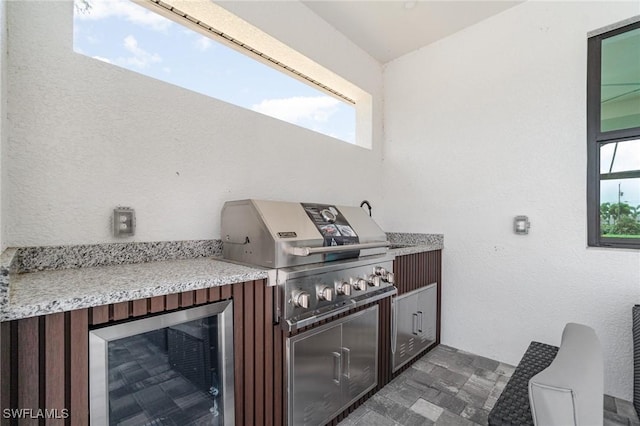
[289,324,343,426]
[393,293,419,371]
[341,306,378,405]
[392,283,438,372]
[417,283,437,346]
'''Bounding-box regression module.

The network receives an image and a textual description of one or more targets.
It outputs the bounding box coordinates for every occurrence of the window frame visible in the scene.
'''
[73,0,370,148]
[587,18,640,249]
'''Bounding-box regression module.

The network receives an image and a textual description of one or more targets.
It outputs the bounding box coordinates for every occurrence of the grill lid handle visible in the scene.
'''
[288,241,390,257]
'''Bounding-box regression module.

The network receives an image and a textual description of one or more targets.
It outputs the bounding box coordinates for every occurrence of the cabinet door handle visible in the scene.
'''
[417,311,423,333]
[391,297,397,354]
[342,347,351,379]
[412,313,419,335]
[331,352,342,385]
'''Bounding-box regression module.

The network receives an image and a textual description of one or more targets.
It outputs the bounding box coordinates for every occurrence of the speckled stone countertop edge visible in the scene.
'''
[0,232,443,322]
[387,232,443,246]
[14,239,223,273]
[388,244,442,256]
[386,232,443,255]
[1,258,268,322]
[0,248,18,318]
[7,234,441,274]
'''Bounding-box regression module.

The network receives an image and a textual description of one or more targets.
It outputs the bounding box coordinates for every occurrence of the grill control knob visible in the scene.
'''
[374,266,395,284]
[354,278,368,291]
[292,291,311,309]
[318,286,334,302]
[336,281,352,296]
[374,266,387,276]
[368,275,382,287]
[320,209,337,223]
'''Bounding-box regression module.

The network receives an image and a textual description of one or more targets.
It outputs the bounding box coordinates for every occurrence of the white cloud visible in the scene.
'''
[116,35,162,69]
[74,0,173,32]
[194,36,212,52]
[251,96,340,124]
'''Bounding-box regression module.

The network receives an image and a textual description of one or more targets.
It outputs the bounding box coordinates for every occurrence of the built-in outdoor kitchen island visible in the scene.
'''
[0,230,442,426]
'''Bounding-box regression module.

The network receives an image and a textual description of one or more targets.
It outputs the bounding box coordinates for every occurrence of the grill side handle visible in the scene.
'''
[288,241,390,257]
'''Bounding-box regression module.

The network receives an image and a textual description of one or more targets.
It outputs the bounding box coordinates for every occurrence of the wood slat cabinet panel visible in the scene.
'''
[232,282,245,425]
[0,280,280,426]
[17,317,39,426]
[165,293,179,311]
[69,309,89,426]
[195,288,208,305]
[131,299,148,317]
[0,322,11,426]
[112,302,129,321]
[394,250,440,296]
[44,313,66,426]
[149,296,165,313]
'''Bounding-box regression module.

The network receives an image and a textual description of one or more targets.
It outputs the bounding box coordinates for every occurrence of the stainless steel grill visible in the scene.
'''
[221,199,396,330]
[221,199,397,426]
[221,199,389,268]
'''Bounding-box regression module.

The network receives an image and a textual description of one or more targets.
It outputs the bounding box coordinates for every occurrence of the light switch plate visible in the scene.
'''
[113,207,135,237]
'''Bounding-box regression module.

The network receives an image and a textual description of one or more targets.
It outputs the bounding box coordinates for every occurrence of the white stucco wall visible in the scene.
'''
[382,1,640,399]
[0,0,6,401]
[0,0,6,252]
[4,1,383,246]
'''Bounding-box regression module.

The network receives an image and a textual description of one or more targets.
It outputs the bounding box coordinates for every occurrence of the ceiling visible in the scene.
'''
[302,0,524,63]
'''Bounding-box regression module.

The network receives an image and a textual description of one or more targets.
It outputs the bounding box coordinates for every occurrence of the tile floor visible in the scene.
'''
[338,345,640,426]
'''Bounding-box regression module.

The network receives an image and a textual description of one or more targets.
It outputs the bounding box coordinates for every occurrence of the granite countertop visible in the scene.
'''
[0,233,443,322]
[386,232,443,256]
[1,257,267,322]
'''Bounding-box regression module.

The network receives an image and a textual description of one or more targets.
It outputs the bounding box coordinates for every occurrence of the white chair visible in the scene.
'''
[528,323,603,426]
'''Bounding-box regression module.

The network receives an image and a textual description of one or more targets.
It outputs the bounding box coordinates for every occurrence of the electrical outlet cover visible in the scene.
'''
[113,207,135,237]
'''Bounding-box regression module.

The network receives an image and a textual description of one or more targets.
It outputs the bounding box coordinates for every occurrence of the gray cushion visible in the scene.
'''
[528,323,603,426]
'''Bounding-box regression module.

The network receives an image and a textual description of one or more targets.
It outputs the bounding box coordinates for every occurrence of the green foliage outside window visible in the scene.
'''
[600,201,640,237]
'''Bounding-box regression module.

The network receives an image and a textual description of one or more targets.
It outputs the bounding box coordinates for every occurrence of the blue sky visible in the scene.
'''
[73,0,356,143]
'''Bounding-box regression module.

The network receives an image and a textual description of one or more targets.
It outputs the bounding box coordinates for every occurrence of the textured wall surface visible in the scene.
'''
[5,1,383,246]
[381,1,640,399]
[0,0,6,252]
[0,0,5,410]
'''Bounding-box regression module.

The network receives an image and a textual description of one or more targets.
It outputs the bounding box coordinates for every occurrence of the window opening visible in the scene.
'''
[73,0,357,144]
[587,17,640,248]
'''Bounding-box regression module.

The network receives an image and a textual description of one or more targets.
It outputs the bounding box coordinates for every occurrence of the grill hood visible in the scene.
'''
[221,199,389,268]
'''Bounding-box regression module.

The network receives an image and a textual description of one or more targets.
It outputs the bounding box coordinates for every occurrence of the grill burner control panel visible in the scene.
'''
[282,258,395,327]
